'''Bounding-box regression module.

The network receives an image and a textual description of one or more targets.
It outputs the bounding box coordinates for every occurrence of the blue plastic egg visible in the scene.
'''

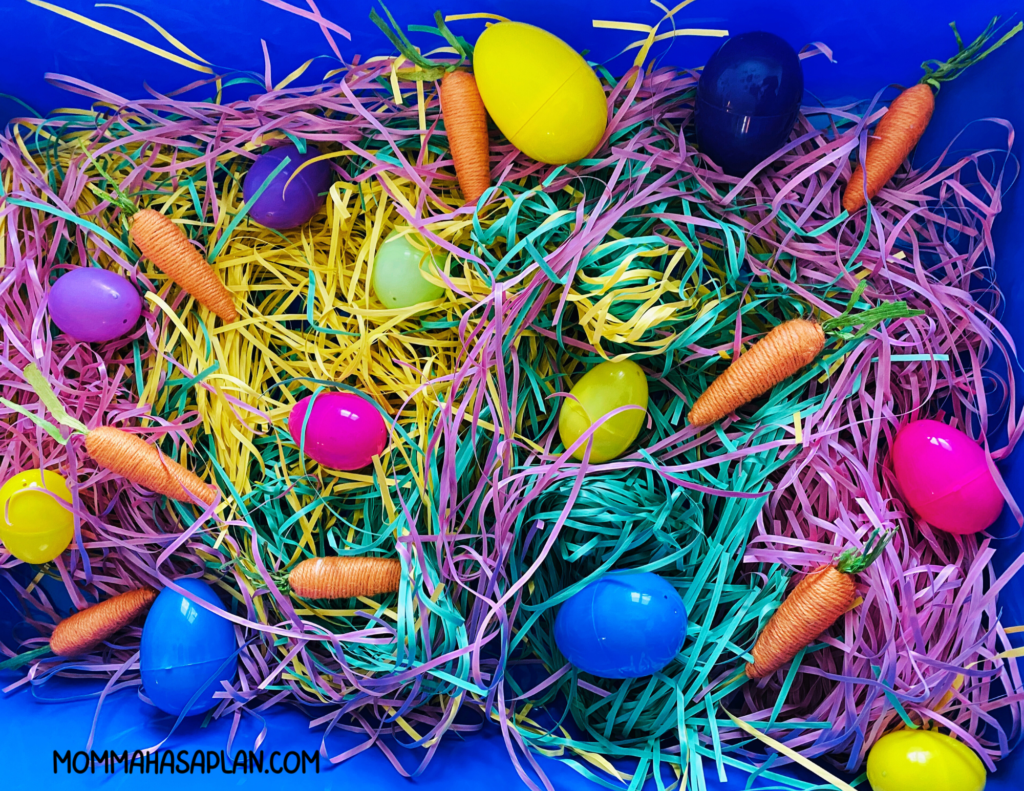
[140,579,237,717]
[554,572,687,678]
[243,144,333,229]
[695,31,804,176]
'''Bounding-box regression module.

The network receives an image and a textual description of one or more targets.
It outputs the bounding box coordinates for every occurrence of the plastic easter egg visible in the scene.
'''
[867,730,986,791]
[48,268,142,343]
[0,469,74,564]
[695,32,804,176]
[474,22,607,165]
[141,579,237,717]
[892,419,1004,535]
[371,230,446,309]
[244,144,332,229]
[558,360,648,462]
[554,572,687,678]
[288,391,388,471]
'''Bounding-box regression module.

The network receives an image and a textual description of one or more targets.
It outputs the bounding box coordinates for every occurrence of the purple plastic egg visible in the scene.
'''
[244,144,332,229]
[288,392,388,471]
[48,268,143,343]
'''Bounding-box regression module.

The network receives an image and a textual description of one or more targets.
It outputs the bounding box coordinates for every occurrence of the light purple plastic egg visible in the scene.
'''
[243,144,333,230]
[48,268,143,343]
[288,392,388,471]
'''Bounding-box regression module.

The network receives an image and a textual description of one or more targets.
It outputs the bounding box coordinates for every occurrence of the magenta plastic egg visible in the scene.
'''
[243,144,333,230]
[892,419,1004,535]
[287,392,388,471]
[48,268,143,343]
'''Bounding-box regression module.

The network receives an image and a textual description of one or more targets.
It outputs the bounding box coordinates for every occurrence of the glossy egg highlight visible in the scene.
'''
[141,579,237,717]
[559,360,648,462]
[48,268,143,343]
[474,22,607,165]
[0,469,75,564]
[695,31,804,176]
[554,572,687,678]
[892,419,1004,535]
[288,391,388,471]
[371,229,446,309]
[244,144,333,229]
[867,730,986,791]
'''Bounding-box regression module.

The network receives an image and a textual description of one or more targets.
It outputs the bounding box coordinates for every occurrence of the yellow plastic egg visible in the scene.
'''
[867,730,986,791]
[473,21,608,165]
[0,469,75,564]
[559,360,648,462]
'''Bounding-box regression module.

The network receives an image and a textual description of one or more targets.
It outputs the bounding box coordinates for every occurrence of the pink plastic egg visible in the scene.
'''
[892,419,1004,535]
[287,392,388,471]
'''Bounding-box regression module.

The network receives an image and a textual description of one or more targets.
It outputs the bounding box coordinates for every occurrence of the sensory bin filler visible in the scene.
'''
[1,3,1023,790]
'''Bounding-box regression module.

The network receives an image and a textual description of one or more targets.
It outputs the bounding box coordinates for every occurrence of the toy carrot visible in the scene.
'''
[83,426,218,505]
[0,588,157,670]
[688,283,922,426]
[285,557,402,599]
[87,164,237,323]
[130,208,238,323]
[842,18,1021,213]
[1,365,219,505]
[746,531,890,679]
[371,6,491,203]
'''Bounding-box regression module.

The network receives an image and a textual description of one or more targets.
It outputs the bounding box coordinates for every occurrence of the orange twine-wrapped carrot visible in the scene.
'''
[50,587,158,656]
[0,588,157,669]
[746,532,890,680]
[841,84,935,214]
[129,208,238,323]
[286,557,402,599]
[842,19,1020,214]
[688,283,922,426]
[2,365,219,505]
[372,7,491,203]
[84,426,218,505]
[85,155,237,322]
[438,70,491,202]
[689,319,824,427]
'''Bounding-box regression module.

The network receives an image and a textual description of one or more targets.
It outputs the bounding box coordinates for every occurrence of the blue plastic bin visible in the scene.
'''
[1,2,1022,788]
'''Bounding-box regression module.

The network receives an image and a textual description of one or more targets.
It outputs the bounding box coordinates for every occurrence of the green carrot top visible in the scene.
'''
[370,5,473,81]
[835,529,893,575]
[919,17,1022,92]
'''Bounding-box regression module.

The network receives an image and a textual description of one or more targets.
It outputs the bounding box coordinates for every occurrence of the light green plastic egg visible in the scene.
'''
[558,360,648,463]
[371,229,446,309]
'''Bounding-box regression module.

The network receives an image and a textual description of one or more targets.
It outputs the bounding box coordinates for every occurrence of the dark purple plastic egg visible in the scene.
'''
[695,31,804,176]
[243,144,332,230]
